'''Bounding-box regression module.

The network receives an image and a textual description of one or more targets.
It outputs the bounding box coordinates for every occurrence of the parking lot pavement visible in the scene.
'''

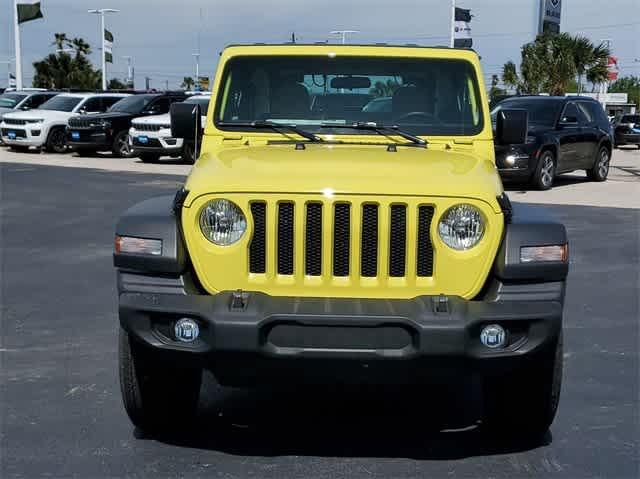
[0,150,638,478]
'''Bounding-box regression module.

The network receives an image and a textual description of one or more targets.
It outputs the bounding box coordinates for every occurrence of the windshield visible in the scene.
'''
[215,55,484,136]
[0,93,28,109]
[491,99,564,127]
[184,96,210,115]
[38,96,83,112]
[108,95,154,113]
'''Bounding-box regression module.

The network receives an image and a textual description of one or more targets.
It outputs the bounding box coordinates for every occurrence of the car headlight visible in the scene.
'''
[25,119,44,124]
[438,204,485,250]
[199,199,247,246]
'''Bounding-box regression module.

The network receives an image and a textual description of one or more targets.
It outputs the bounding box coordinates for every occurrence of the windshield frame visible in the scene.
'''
[212,54,486,138]
[0,93,29,109]
[108,95,156,114]
[37,95,84,113]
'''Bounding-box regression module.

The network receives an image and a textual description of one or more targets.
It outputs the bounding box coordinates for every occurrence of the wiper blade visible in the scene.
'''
[321,122,427,147]
[218,120,323,142]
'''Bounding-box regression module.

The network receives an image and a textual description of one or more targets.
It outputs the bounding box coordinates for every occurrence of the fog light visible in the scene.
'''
[480,324,506,349]
[504,154,517,167]
[174,318,199,342]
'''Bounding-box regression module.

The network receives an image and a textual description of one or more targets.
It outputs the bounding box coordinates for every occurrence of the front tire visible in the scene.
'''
[587,146,610,182]
[119,328,202,433]
[531,150,555,190]
[112,131,133,158]
[45,127,68,154]
[182,141,196,165]
[482,332,563,440]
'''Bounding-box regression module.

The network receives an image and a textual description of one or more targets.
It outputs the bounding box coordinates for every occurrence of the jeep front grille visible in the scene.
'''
[3,118,26,126]
[132,123,166,132]
[248,200,434,280]
[68,118,93,129]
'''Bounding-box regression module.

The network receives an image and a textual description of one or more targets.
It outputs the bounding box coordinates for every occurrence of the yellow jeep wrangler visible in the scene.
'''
[114,44,568,438]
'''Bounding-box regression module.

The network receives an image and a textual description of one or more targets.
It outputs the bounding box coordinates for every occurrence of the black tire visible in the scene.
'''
[586,146,610,182]
[139,153,160,163]
[112,130,133,158]
[45,127,68,154]
[483,332,563,439]
[119,328,202,433]
[182,141,196,165]
[531,150,556,190]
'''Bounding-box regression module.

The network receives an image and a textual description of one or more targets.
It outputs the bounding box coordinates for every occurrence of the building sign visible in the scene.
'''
[454,7,473,48]
[539,0,562,35]
[608,56,619,81]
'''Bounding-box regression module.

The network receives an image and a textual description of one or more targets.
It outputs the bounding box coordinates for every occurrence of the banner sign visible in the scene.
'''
[9,73,16,88]
[539,0,562,35]
[104,29,113,63]
[17,0,43,24]
[454,7,472,48]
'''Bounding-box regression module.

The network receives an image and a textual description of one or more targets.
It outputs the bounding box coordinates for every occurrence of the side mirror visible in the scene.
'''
[171,102,201,140]
[21,106,31,111]
[495,108,528,145]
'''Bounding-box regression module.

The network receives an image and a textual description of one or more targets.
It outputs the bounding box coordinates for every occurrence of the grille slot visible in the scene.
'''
[3,118,26,126]
[360,204,379,277]
[277,202,295,275]
[132,123,165,132]
[305,203,322,276]
[417,206,435,277]
[333,204,351,277]
[389,205,407,277]
[249,202,266,274]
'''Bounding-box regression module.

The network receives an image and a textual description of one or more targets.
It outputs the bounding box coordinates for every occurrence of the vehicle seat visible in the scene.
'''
[271,82,310,118]
[392,86,433,121]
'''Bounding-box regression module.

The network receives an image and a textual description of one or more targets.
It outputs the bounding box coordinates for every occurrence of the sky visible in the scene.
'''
[1,0,639,90]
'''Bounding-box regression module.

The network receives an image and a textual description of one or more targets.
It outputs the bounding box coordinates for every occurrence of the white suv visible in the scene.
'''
[129,95,209,164]
[0,92,129,153]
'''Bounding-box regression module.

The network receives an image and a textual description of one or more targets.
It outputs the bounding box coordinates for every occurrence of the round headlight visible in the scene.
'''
[199,199,247,246]
[438,204,485,250]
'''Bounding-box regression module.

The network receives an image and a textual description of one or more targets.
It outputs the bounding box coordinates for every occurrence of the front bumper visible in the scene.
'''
[129,129,183,155]
[616,132,640,145]
[0,125,46,147]
[66,127,112,150]
[119,286,563,386]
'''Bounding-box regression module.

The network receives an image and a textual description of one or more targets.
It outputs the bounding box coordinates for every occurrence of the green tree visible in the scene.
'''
[609,76,640,110]
[501,61,520,94]
[108,78,127,90]
[181,77,195,90]
[489,74,506,102]
[33,33,101,89]
[369,79,399,97]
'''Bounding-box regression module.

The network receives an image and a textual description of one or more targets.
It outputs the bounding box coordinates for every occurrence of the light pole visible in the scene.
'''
[192,53,200,90]
[122,55,134,88]
[450,0,456,48]
[330,30,360,44]
[88,8,120,90]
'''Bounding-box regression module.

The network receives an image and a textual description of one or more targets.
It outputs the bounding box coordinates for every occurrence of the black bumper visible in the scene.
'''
[615,133,640,145]
[119,288,563,386]
[67,129,112,149]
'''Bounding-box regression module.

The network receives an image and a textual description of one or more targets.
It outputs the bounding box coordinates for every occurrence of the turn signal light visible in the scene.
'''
[115,235,162,256]
[520,244,568,263]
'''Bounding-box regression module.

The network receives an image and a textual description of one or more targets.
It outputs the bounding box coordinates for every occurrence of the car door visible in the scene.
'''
[79,97,103,115]
[556,102,581,172]
[576,101,599,168]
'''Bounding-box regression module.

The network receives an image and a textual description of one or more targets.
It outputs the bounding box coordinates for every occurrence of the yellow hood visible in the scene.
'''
[184,143,503,212]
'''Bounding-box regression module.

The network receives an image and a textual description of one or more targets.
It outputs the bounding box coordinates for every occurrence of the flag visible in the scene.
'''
[454,7,473,48]
[17,0,43,24]
[104,29,113,63]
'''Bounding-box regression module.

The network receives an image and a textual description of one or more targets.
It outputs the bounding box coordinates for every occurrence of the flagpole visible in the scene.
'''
[14,0,23,89]
[450,0,456,48]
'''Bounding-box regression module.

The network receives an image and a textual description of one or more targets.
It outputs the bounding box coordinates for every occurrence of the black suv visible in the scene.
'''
[492,96,613,190]
[67,92,189,157]
[612,114,640,148]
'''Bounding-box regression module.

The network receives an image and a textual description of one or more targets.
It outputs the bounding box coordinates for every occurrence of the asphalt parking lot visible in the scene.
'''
[1,147,638,478]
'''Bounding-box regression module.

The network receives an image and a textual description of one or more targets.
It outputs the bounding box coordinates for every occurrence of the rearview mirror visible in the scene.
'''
[495,108,528,145]
[171,102,201,140]
[330,76,371,90]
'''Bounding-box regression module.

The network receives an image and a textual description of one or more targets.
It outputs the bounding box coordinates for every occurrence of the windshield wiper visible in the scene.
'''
[218,120,323,142]
[321,122,427,147]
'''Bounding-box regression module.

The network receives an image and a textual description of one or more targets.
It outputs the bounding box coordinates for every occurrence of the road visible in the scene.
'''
[0,147,638,478]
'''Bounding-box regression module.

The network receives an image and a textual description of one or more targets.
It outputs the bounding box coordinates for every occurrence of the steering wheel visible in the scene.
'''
[395,111,438,124]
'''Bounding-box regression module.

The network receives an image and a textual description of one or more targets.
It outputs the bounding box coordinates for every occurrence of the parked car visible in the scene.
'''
[491,96,613,190]
[129,95,210,164]
[0,91,60,145]
[612,114,640,149]
[67,92,190,158]
[0,92,129,153]
[114,44,569,440]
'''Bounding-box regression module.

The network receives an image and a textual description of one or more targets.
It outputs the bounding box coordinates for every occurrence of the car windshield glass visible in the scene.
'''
[108,95,154,113]
[0,93,28,109]
[491,99,564,127]
[184,97,210,115]
[216,55,484,136]
[38,96,83,112]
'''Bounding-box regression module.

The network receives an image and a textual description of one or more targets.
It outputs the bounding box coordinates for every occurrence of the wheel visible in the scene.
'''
[112,130,133,158]
[182,141,196,165]
[531,150,555,190]
[45,127,68,154]
[139,153,160,163]
[587,146,610,182]
[119,328,202,433]
[482,332,563,440]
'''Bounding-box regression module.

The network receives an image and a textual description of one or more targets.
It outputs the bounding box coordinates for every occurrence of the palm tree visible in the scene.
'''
[501,61,520,93]
[369,79,399,97]
[33,33,100,89]
[181,77,195,90]
[70,37,92,56]
[52,33,68,50]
